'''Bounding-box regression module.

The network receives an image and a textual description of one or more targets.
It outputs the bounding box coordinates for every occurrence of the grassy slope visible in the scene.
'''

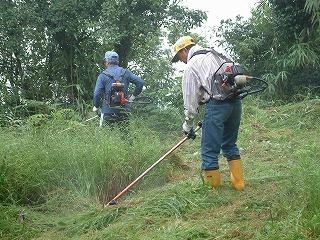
[1,99,320,240]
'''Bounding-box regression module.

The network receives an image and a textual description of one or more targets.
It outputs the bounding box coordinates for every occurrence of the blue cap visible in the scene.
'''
[104,51,119,63]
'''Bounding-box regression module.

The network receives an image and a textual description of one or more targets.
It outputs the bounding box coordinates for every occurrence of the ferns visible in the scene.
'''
[305,0,320,25]
[285,42,319,67]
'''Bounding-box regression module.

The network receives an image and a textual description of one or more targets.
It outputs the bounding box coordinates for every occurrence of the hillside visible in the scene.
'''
[1,99,320,240]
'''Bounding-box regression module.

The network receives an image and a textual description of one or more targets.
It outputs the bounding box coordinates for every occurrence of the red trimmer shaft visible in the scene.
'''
[105,122,203,206]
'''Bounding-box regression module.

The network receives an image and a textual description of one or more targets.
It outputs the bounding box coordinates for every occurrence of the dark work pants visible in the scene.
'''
[201,98,242,170]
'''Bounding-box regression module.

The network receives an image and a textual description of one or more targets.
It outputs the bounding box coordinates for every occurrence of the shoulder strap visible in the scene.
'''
[189,49,211,59]
[190,48,232,62]
[189,49,233,99]
[101,68,127,82]
[210,49,232,62]
[119,68,127,81]
[101,71,114,80]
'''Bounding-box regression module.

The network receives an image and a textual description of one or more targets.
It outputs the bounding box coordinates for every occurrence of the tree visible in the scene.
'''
[1,0,206,112]
[217,0,320,99]
[99,0,206,67]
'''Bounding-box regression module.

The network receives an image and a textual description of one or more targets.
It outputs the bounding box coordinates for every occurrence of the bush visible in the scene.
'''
[0,116,175,205]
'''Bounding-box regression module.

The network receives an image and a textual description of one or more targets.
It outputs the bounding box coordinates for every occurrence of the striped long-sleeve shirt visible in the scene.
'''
[182,45,226,119]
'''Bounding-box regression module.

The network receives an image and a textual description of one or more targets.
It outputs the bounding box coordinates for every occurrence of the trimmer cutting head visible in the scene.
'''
[108,200,118,206]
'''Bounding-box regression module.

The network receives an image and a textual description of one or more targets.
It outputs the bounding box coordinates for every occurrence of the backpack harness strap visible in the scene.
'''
[189,48,232,62]
[101,68,128,107]
[101,68,127,81]
[189,49,238,101]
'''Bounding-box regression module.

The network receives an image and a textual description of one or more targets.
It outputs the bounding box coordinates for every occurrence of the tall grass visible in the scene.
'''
[0,111,176,205]
[243,98,320,239]
[296,143,320,238]
[1,99,320,240]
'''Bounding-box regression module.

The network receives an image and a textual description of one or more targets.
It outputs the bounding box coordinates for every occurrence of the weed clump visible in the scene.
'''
[0,113,173,205]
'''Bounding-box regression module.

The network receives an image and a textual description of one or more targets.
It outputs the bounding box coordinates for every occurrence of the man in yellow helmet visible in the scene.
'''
[171,36,245,191]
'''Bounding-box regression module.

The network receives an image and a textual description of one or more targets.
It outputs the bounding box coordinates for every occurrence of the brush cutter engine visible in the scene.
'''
[110,81,128,107]
[210,62,268,100]
[190,49,268,100]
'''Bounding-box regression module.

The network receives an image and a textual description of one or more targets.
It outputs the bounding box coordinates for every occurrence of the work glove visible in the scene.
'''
[92,106,101,116]
[128,95,136,103]
[182,117,196,140]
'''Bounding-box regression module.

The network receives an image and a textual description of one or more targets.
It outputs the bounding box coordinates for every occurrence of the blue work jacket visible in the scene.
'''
[93,65,144,114]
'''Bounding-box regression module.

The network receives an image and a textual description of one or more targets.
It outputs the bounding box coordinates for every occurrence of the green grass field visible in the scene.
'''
[1,99,319,240]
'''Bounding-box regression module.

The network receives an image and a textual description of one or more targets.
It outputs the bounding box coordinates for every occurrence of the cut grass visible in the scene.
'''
[0,99,319,239]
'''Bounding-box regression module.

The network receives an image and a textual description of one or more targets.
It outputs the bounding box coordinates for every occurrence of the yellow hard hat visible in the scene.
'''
[171,36,195,62]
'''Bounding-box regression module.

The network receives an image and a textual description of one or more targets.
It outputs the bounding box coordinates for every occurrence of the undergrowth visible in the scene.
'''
[0,99,319,239]
[0,110,177,206]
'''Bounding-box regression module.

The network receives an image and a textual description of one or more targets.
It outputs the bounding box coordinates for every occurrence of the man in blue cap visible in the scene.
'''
[93,51,144,127]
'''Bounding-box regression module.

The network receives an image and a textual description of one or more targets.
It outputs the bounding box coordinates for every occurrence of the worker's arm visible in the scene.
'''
[128,70,144,97]
[182,67,200,120]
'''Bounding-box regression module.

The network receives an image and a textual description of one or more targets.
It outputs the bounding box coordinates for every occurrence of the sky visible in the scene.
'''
[182,0,258,27]
[180,0,258,43]
[172,0,258,69]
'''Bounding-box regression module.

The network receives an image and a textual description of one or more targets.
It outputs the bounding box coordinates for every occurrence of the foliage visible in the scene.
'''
[217,0,320,99]
[2,1,320,239]
[305,0,320,26]
[0,0,206,110]
[0,112,178,205]
[0,99,319,239]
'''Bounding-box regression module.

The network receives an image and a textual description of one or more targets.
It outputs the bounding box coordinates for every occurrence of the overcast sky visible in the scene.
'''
[172,0,258,69]
[182,0,258,25]
[181,0,258,39]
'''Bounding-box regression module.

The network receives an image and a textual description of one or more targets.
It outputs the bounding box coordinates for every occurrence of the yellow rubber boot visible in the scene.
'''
[228,160,245,190]
[203,170,221,189]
